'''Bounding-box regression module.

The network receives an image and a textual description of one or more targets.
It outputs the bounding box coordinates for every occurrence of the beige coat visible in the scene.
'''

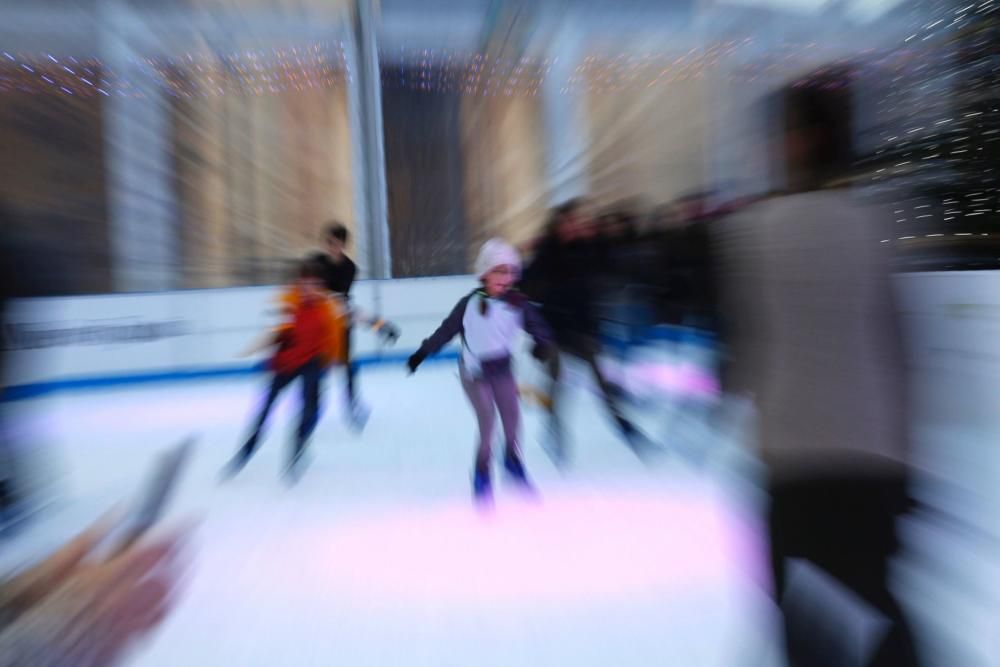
[717,190,910,480]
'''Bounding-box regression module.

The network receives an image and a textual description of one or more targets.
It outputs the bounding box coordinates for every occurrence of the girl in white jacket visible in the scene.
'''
[408,239,553,506]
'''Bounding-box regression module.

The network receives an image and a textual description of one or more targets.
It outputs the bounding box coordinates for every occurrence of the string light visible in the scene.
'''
[0,43,350,98]
[379,46,550,96]
[857,0,999,252]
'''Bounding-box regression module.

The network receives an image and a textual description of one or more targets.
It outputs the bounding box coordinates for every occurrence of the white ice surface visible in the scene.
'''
[0,361,787,667]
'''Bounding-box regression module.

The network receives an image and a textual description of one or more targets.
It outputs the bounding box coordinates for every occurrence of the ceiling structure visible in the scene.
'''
[0,0,908,67]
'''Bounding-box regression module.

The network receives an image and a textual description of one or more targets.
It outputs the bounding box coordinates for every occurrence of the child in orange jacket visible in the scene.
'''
[222,259,345,483]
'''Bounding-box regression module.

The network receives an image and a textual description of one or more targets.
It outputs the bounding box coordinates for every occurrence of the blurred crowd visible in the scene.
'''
[513,77,922,667]
[519,195,723,349]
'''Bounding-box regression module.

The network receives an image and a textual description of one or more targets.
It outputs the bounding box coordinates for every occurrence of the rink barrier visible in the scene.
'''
[1,275,477,398]
[1,324,716,402]
[0,325,715,402]
[0,350,461,402]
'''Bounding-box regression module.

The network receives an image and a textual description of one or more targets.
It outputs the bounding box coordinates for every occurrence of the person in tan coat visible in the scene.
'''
[718,79,921,666]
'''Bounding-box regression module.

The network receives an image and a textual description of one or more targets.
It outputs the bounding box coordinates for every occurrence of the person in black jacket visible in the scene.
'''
[311,223,361,427]
[408,239,552,507]
[311,222,399,430]
[520,200,652,466]
[313,223,358,297]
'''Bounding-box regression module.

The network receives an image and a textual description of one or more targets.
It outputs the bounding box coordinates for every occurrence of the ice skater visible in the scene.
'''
[311,222,399,430]
[407,239,553,507]
[520,200,653,467]
[222,259,345,483]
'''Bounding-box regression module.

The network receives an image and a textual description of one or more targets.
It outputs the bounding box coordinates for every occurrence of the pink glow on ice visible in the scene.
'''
[243,490,765,610]
[629,362,720,398]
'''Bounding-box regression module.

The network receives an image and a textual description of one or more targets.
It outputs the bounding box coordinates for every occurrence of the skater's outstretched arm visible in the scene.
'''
[407,294,472,373]
[344,301,400,345]
[238,329,287,358]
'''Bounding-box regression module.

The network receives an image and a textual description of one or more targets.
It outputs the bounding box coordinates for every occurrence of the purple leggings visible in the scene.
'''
[460,362,521,470]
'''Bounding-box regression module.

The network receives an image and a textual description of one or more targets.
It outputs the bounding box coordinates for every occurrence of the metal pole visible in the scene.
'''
[352,0,391,279]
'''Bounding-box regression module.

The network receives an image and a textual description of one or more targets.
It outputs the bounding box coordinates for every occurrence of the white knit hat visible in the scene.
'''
[474,238,521,278]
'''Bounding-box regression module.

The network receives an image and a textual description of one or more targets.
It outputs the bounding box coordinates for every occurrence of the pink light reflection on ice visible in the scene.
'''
[630,362,720,399]
[247,490,767,610]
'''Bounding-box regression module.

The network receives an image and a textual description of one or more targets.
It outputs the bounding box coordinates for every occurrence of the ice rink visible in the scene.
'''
[0,354,791,667]
[2,350,996,666]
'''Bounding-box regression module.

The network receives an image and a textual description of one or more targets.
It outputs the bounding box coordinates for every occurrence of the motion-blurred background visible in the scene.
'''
[0,1,998,666]
[1,0,995,292]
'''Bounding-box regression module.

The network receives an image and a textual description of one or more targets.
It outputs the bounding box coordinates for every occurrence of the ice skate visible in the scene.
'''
[348,399,372,433]
[540,421,569,470]
[503,454,538,498]
[472,467,494,510]
[283,450,310,485]
[219,448,252,481]
[618,418,659,462]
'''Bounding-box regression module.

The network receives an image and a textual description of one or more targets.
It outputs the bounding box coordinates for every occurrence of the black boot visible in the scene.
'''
[283,441,310,485]
[617,417,656,461]
[0,480,16,535]
[503,453,537,496]
[348,399,371,433]
[220,446,253,481]
[472,465,493,509]
[541,418,568,469]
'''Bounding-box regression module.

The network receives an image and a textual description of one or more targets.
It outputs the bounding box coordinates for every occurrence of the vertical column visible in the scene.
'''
[99,2,180,291]
[343,26,370,278]
[347,0,390,279]
[173,55,230,288]
[541,22,589,207]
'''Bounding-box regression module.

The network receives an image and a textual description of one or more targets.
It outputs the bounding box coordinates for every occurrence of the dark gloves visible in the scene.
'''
[531,341,552,362]
[407,351,424,374]
[377,321,400,345]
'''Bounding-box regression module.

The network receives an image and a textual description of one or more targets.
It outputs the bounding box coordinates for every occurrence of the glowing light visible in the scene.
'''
[242,490,766,608]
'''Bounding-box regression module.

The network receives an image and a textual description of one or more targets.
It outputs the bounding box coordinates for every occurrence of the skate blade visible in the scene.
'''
[219,456,249,483]
[282,455,310,485]
[540,440,569,471]
[626,433,669,465]
[507,482,541,503]
[348,406,372,433]
[473,493,495,514]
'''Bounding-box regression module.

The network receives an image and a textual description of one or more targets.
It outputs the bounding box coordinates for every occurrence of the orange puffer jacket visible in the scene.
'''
[273,286,350,369]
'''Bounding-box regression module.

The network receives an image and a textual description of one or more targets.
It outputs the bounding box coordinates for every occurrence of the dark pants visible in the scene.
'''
[769,474,921,667]
[546,333,631,446]
[239,357,323,462]
[344,325,357,405]
[0,414,22,520]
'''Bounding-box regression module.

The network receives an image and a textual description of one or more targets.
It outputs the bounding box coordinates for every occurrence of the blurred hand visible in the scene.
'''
[1,509,122,612]
[406,353,422,375]
[0,513,193,667]
[377,322,401,346]
[237,343,262,359]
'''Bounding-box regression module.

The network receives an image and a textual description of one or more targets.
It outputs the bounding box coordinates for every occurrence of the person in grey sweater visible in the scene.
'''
[408,239,553,506]
[718,79,920,666]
